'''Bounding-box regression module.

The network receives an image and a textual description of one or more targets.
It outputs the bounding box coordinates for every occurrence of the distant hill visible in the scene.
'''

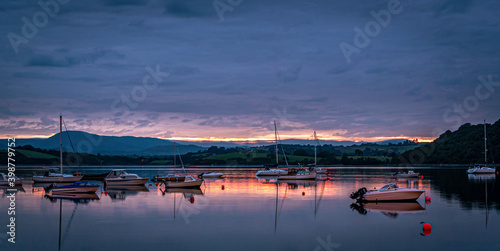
[1,131,206,156]
[399,120,500,165]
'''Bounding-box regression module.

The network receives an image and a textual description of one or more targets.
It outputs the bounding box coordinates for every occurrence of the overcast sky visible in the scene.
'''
[1,0,499,141]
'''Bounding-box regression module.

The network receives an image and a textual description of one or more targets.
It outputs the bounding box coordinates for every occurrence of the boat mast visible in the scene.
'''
[60,114,63,174]
[274,121,278,166]
[314,131,317,166]
[174,142,177,166]
[484,120,487,165]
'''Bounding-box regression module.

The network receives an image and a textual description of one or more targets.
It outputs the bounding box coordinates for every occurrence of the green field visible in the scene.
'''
[337,144,421,155]
[16,149,59,159]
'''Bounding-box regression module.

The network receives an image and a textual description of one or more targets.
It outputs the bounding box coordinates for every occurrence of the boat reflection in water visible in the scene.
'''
[105,185,150,201]
[45,193,100,204]
[160,187,204,196]
[350,202,425,219]
[467,174,496,182]
[279,179,316,189]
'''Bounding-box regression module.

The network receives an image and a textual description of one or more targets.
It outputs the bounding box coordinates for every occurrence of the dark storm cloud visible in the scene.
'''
[1,0,500,139]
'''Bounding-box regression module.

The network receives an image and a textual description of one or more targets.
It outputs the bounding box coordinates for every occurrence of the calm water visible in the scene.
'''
[1,167,499,251]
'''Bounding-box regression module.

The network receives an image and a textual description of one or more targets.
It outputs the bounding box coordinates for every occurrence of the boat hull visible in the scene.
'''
[256,170,288,176]
[74,172,111,181]
[363,190,424,202]
[52,186,99,194]
[395,174,419,178]
[33,176,83,183]
[468,168,496,174]
[105,178,149,186]
[165,179,203,188]
[155,176,186,182]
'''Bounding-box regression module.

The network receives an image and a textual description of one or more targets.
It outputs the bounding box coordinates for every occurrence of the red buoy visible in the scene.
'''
[423,223,431,230]
[422,228,431,236]
[425,196,431,201]
[326,177,331,181]
[221,185,225,190]
[302,192,305,196]
[420,175,424,179]
[104,191,108,195]
[190,197,195,203]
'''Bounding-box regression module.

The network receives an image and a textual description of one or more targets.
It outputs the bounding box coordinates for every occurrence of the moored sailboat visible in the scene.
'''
[468,120,496,174]
[33,115,82,183]
[256,121,288,176]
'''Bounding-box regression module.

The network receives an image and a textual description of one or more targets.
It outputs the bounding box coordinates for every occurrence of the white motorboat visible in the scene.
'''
[199,171,224,178]
[164,176,203,188]
[33,115,82,183]
[468,120,496,174]
[104,169,149,186]
[256,165,288,176]
[350,183,425,202]
[468,165,495,174]
[278,168,316,180]
[0,173,23,186]
[393,170,420,178]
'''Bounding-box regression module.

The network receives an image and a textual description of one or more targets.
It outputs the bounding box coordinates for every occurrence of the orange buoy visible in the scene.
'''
[221,185,225,190]
[190,197,195,203]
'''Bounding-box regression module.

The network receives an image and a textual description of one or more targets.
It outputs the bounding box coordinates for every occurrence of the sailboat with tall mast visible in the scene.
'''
[33,115,83,183]
[310,131,326,174]
[153,142,186,182]
[468,120,496,174]
[256,121,288,176]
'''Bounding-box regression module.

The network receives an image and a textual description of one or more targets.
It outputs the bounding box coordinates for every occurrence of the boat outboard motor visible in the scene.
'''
[349,187,367,200]
[198,173,204,179]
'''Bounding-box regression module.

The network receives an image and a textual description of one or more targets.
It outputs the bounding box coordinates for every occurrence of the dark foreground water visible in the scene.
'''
[1,167,499,251]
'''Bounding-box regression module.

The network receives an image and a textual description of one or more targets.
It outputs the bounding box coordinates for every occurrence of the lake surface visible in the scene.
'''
[1,167,499,251]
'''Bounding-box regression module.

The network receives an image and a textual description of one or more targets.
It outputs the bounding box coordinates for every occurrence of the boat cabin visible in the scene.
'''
[378,183,400,191]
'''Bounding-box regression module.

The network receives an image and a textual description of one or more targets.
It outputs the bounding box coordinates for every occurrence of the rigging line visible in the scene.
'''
[276,130,289,167]
[485,124,495,167]
[176,144,186,174]
[62,118,77,154]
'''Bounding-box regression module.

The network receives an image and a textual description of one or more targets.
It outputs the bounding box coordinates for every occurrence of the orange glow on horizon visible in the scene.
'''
[3,132,436,143]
